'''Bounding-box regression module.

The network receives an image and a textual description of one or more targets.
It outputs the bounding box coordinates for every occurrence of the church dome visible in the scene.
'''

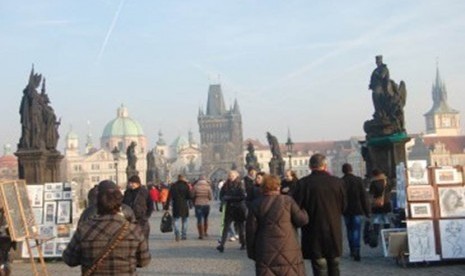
[102,105,144,138]
[171,136,189,152]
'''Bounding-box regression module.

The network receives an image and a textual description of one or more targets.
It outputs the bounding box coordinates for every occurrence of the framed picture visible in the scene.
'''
[43,201,56,224]
[380,228,407,257]
[434,167,463,185]
[21,239,39,258]
[26,185,44,207]
[56,224,71,238]
[63,182,72,191]
[44,191,62,201]
[32,207,43,225]
[439,187,465,217]
[62,191,72,200]
[396,162,407,209]
[439,219,465,259]
[55,242,68,256]
[44,183,54,192]
[407,220,440,262]
[410,203,433,218]
[42,241,55,257]
[39,225,55,237]
[52,182,64,192]
[407,160,429,185]
[56,201,71,224]
[407,186,435,201]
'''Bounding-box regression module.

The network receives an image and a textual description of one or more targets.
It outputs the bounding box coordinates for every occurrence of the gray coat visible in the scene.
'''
[246,194,308,276]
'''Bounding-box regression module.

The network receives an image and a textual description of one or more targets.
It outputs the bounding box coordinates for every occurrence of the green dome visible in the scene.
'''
[102,105,144,138]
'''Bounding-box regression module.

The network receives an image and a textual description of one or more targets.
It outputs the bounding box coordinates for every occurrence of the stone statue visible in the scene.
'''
[146,150,155,183]
[126,141,138,178]
[245,142,259,170]
[18,67,61,152]
[364,55,407,138]
[266,132,285,176]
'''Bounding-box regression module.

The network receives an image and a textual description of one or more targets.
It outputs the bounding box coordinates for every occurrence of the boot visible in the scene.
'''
[353,248,361,261]
[204,222,209,237]
[197,224,204,239]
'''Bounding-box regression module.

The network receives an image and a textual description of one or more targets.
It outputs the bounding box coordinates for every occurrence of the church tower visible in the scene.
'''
[424,65,460,136]
[198,84,244,180]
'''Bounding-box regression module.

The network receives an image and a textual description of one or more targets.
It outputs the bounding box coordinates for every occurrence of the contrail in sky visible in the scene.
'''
[96,0,126,65]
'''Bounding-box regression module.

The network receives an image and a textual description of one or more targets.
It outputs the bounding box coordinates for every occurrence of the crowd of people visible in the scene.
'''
[60,153,393,276]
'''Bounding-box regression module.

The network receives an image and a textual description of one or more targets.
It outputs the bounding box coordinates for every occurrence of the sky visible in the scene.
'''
[1,0,465,152]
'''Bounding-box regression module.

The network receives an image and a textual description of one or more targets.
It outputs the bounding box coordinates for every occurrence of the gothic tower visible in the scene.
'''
[198,84,244,180]
[424,65,460,136]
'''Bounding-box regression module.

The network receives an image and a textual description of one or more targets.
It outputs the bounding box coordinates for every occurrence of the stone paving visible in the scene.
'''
[13,201,465,275]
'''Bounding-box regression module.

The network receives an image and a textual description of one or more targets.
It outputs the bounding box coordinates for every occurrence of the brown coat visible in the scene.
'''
[246,194,308,276]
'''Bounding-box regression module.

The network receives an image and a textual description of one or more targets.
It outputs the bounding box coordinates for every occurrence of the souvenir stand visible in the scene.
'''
[385,162,465,266]
[0,180,49,276]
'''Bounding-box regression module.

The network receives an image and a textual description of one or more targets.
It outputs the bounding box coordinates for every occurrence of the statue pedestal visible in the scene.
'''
[269,158,285,177]
[15,150,64,184]
[361,133,411,180]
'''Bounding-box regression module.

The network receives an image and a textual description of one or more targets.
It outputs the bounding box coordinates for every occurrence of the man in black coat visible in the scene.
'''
[123,175,153,240]
[293,154,346,276]
[341,163,370,261]
[164,175,192,241]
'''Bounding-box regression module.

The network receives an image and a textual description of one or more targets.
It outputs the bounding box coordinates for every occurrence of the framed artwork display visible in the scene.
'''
[434,168,463,185]
[439,187,465,218]
[439,219,465,259]
[407,160,429,185]
[396,162,407,209]
[410,203,433,218]
[407,186,435,201]
[56,201,71,224]
[407,220,440,262]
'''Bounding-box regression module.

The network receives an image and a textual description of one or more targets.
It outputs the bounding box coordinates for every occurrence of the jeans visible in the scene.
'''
[173,216,188,238]
[194,205,210,225]
[344,215,363,250]
[311,257,340,276]
[372,213,390,225]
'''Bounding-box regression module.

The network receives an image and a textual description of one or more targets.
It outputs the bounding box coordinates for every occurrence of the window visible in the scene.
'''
[91,164,100,170]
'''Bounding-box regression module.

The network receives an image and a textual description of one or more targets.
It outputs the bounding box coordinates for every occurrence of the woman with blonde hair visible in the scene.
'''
[246,174,308,275]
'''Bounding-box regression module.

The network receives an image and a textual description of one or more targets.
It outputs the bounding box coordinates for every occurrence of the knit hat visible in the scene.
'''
[98,180,118,193]
[128,175,141,184]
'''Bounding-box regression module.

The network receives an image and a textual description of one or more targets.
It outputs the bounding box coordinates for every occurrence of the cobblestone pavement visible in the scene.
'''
[13,201,465,275]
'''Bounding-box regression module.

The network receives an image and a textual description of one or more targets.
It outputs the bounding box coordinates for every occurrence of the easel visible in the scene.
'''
[0,180,49,276]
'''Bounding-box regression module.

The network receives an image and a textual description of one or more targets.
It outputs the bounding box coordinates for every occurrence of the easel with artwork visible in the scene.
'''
[0,180,49,276]
[401,162,465,265]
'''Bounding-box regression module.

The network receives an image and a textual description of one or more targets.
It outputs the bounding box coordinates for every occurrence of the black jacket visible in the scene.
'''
[342,173,370,216]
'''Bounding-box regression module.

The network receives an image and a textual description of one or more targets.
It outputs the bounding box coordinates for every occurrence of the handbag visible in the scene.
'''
[83,221,130,276]
[160,211,173,233]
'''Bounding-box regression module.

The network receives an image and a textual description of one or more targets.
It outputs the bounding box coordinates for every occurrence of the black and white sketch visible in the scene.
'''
[439,219,465,259]
[410,203,432,218]
[55,242,67,256]
[51,182,63,192]
[62,191,72,200]
[39,225,55,237]
[44,191,62,201]
[407,160,429,185]
[43,201,56,224]
[26,185,44,207]
[56,201,71,224]
[407,220,439,262]
[439,187,465,218]
[42,241,55,256]
[44,183,54,192]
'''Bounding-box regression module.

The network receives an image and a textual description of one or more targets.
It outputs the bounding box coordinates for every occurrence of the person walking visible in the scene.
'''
[341,163,370,261]
[193,176,213,239]
[246,174,308,275]
[217,170,247,253]
[123,175,153,241]
[164,175,192,241]
[281,169,298,195]
[63,180,151,275]
[293,154,346,276]
[149,184,161,212]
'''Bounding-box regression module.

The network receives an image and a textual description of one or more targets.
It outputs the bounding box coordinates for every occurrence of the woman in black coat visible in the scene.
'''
[246,174,308,276]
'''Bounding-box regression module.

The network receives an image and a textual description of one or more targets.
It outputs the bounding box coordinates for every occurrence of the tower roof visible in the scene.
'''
[206,84,226,116]
[424,65,459,116]
[102,105,145,138]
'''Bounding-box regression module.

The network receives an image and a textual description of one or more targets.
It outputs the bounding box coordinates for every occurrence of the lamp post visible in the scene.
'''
[111,146,120,185]
[285,136,294,170]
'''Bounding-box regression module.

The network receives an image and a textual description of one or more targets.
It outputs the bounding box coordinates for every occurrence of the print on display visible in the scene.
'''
[407,160,429,185]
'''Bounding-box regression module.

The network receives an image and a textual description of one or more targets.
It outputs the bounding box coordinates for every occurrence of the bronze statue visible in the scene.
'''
[266,132,285,176]
[126,142,138,172]
[364,55,407,138]
[146,150,156,183]
[41,80,60,151]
